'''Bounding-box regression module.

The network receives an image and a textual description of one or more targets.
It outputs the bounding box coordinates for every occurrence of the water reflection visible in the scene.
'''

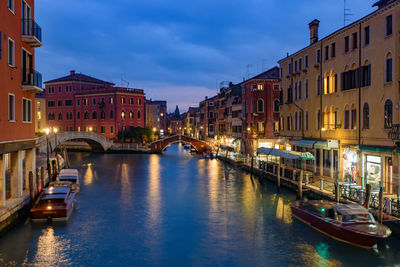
[120,162,132,208]
[83,163,94,186]
[297,242,341,267]
[147,154,161,227]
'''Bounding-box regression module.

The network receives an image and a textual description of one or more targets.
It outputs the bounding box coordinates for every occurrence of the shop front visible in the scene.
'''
[342,147,360,184]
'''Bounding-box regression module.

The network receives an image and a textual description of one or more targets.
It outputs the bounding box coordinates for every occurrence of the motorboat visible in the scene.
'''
[50,168,80,193]
[30,186,75,222]
[291,200,391,248]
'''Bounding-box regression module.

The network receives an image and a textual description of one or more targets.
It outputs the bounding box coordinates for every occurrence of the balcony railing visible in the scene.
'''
[22,68,43,93]
[21,19,42,47]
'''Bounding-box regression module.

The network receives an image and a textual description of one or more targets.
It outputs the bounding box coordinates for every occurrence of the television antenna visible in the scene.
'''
[344,0,354,26]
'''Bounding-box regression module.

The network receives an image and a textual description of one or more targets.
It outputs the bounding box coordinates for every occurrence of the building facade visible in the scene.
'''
[146,100,167,137]
[35,91,46,133]
[45,71,145,139]
[0,0,42,207]
[278,0,400,194]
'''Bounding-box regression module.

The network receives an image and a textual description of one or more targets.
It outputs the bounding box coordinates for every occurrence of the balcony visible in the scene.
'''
[22,69,43,93]
[21,19,42,47]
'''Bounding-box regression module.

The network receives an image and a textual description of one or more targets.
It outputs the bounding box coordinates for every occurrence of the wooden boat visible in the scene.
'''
[31,186,75,222]
[50,168,80,193]
[291,200,391,248]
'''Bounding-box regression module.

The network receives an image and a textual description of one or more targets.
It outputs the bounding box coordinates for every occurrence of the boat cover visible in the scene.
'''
[335,204,369,215]
[45,187,70,194]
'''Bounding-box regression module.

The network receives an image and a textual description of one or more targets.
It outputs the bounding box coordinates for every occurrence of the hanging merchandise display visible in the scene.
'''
[342,148,359,183]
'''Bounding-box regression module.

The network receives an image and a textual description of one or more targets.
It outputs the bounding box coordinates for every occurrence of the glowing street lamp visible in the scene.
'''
[89,127,93,132]
[45,128,51,181]
[53,128,59,172]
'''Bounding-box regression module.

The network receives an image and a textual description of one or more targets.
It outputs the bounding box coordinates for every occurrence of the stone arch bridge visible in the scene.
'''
[149,135,210,153]
[37,131,114,153]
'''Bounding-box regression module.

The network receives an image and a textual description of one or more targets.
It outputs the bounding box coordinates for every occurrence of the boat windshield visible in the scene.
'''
[40,198,65,204]
[59,176,77,183]
[341,213,375,223]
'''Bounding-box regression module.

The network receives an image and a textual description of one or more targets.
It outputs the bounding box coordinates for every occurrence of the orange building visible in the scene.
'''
[0,0,42,208]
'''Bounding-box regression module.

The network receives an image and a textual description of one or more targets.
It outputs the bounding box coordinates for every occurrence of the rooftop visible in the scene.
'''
[241,66,280,85]
[45,70,114,86]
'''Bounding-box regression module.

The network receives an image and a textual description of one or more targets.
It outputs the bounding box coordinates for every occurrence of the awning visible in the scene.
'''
[360,145,394,153]
[314,141,330,150]
[290,139,316,148]
[274,138,288,145]
[232,137,241,143]
[257,147,315,160]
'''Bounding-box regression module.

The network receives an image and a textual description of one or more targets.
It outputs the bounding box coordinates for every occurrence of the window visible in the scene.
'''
[48,101,55,107]
[351,104,357,129]
[48,113,55,121]
[363,103,369,129]
[65,100,73,106]
[101,111,105,119]
[58,100,62,107]
[294,112,298,130]
[137,110,141,119]
[92,111,97,119]
[364,26,370,45]
[77,112,80,120]
[8,38,14,66]
[299,58,302,70]
[344,36,349,52]
[384,99,393,129]
[93,98,96,105]
[341,68,359,91]
[58,86,62,93]
[305,80,309,98]
[77,99,80,106]
[84,111,89,120]
[325,46,329,60]
[8,0,14,12]
[288,63,292,74]
[84,98,88,105]
[209,111,214,119]
[101,126,105,134]
[109,97,114,104]
[386,15,393,36]
[138,98,141,105]
[273,99,280,113]
[257,99,264,113]
[331,43,336,58]
[316,49,321,63]
[130,98,134,105]
[22,98,32,122]
[294,82,297,100]
[344,105,350,129]
[58,112,62,120]
[8,94,15,121]
[298,81,302,99]
[129,111,133,119]
[110,126,114,134]
[305,55,309,68]
[294,61,297,72]
[101,97,105,103]
[361,62,371,87]
[352,32,358,49]
[386,53,392,82]
[257,84,263,91]
[121,97,125,104]
[110,110,114,119]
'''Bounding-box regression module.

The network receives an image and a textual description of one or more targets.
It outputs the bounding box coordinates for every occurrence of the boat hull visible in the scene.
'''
[31,203,73,222]
[291,205,386,248]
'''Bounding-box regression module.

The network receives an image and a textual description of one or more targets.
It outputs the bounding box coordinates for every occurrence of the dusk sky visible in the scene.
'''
[36,0,377,112]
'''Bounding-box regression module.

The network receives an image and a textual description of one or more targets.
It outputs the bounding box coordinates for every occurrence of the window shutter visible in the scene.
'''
[341,72,344,91]
[368,65,371,86]
[355,69,359,88]
[334,74,338,92]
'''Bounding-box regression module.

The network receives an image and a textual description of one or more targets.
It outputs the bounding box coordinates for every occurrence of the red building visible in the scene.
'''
[0,0,42,209]
[45,71,145,139]
[241,67,281,156]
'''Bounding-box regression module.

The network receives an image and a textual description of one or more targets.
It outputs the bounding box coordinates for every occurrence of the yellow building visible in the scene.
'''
[35,92,46,133]
[278,0,400,195]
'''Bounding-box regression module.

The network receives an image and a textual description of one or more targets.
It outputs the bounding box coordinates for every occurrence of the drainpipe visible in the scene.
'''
[358,22,362,146]
[320,42,323,139]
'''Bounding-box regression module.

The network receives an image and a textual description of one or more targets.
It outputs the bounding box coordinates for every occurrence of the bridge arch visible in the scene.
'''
[37,132,113,153]
[149,135,210,153]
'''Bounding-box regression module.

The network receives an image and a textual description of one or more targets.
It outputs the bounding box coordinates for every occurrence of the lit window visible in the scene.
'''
[257,84,263,90]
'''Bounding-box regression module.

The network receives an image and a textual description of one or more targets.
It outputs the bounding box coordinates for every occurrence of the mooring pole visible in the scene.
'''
[277,159,281,193]
[378,186,384,223]
[364,184,371,209]
[250,156,254,180]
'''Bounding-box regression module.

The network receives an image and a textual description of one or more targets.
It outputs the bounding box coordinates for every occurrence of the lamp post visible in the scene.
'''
[53,128,60,172]
[121,111,125,147]
[45,128,51,182]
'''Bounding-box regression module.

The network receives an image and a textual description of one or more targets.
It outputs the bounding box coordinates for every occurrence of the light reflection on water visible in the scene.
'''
[0,144,399,266]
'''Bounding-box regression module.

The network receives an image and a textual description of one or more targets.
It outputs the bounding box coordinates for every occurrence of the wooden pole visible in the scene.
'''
[298,169,303,200]
[35,168,40,193]
[378,186,384,223]
[364,184,371,209]
[40,167,45,189]
[29,171,34,200]
[250,156,254,180]
[277,160,281,193]
[51,160,57,181]
[335,180,340,203]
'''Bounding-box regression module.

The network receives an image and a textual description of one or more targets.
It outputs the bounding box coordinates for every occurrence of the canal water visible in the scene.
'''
[0,143,400,266]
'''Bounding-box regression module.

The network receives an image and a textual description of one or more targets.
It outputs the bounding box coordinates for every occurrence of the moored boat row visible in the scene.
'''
[30,168,81,222]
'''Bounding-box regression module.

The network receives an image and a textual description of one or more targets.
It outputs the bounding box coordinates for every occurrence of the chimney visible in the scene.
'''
[308,19,320,44]
[70,70,76,76]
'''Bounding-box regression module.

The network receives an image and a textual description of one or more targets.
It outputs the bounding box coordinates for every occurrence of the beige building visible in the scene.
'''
[278,0,400,194]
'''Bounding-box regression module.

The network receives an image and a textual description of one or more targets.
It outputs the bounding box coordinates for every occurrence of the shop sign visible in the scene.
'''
[259,142,273,148]
[327,140,339,148]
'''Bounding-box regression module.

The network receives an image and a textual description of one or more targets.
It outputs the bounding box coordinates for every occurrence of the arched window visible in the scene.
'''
[100,111,105,119]
[329,106,336,129]
[257,99,264,113]
[344,105,349,129]
[298,111,302,130]
[329,70,336,93]
[294,112,298,130]
[363,103,369,129]
[110,110,114,119]
[58,112,62,120]
[92,111,97,119]
[273,99,280,113]
[305,111,309,130]
[323,107,329,129]
[384,99,393,128]
[129,110,133,119]
[84,111,89,120]
[77,112,80,120]
[138,110,141,119]
[351,104,357,129]
[121,110,125,119]
[48,113,53,121]
[324,72,329,95]
[386,52,393,82]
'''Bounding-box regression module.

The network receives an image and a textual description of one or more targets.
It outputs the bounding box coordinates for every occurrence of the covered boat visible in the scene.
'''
[291,200,391,248]
[30,186,75,222]
[50,168,80,193]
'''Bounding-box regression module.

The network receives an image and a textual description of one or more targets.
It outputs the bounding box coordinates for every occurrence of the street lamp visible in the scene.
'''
[53,128,59,172]
[89,127,93,132]
[45,128,51,182]
[121,111,126,146]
